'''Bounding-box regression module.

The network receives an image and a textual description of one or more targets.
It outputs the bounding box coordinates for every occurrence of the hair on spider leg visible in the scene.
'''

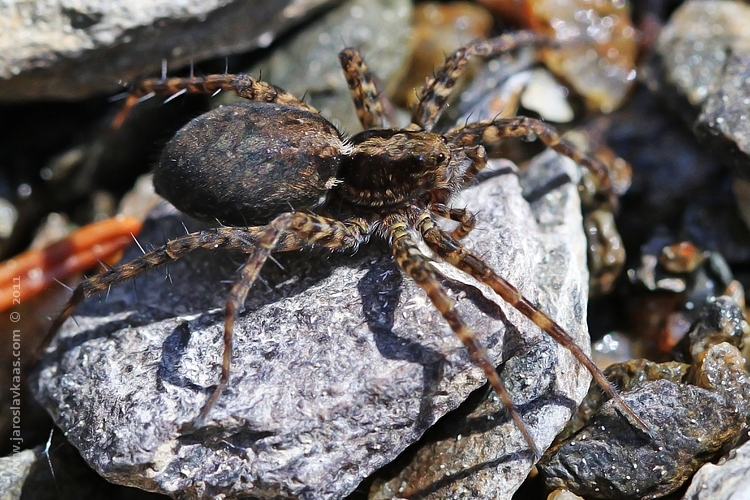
[163,87,188,104]
[108,90,131,102]
[130,232,146,255]
[52,277,73,292]
[135,91,156,105]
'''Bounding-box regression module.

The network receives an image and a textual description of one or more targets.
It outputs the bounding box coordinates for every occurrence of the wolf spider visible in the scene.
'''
[41,31,649,457]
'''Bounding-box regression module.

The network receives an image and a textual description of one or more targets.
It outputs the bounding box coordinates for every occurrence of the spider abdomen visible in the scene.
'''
[155,102,344,226]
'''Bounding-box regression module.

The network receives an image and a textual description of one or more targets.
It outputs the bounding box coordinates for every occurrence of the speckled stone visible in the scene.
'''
[32,148,591,499]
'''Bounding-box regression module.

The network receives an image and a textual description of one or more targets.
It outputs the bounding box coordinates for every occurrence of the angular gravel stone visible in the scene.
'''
[239,0,412,133]
[682,440,750,500]
[32,150,590,498]
[540,379,745,500]
[652,0,750,174]
[0,0,336,101]
[369,151,591,500]
[655,0,750,108]
[0,449,36,500]
[696,50,750,176]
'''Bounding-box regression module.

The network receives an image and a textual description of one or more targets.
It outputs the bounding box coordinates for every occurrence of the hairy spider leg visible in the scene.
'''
[411,31,550,132]
[32,226,267,367]
[446,117,622,208]
[427,203,477,240]
[387,213,541,458]
[111,74,318,129]
[198,212,373,425]
[417,211,653,438]
[338,48,389,130]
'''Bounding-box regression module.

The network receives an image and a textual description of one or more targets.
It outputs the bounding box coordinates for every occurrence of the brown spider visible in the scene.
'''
[39,31,649,457]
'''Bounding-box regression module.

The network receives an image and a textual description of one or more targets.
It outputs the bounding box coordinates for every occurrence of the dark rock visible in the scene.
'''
[540,378,745,499]
[541,295,750,500]
[679,295,749,364]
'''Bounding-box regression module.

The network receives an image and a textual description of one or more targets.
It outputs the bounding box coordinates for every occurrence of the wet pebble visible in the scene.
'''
[591,332,635,369]
[675,295,750,366]
[628,238,739,356]
[547,488,585,500]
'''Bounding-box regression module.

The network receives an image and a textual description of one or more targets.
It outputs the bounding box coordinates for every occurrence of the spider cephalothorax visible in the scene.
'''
[39,31,649,457]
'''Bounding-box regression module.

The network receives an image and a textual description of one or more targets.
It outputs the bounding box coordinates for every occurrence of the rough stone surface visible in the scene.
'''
[369,150,591,500]
[655,0,750,108]
[236,0,412,133]
[32,151,591,498]
[540,379,746,500]
[0,0,337,101]
[0,449,36,500]
[543,295,750,499]
[652,0,750,175]
[696,50,750,176]
[682,440,750,500]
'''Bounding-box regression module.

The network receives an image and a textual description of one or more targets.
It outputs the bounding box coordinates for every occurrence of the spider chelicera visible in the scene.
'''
[40,31,649,457]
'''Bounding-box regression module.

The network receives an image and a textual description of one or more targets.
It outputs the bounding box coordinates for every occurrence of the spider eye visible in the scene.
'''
[437,153,446,164]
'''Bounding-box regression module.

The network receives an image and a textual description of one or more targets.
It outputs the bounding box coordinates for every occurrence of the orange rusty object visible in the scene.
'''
[0,215,142,312]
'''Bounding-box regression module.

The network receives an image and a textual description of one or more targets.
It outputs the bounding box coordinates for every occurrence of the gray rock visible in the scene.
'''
[32,150,590,498]
[652,0,750,174]
[369,151,592,500]
[0,449,36,500]
[237,0,412,133]
[654,0,750,108]
[696,50,750,176]
[682,440,750,500]
[0,0,337,101]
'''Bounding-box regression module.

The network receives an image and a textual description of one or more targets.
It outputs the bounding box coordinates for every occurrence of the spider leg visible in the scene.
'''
[112,74,318,129]
[416,213,654,438]
[197,213,373,425]
[428,203,476,240]
[412,31,550,131]
[33,226,274,367]
[445,117,623,207]
[387,215,541,458]
[338,48,399,130]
